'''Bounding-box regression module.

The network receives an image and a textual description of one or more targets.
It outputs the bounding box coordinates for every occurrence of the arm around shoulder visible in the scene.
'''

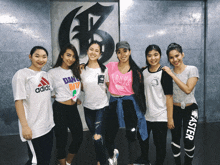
[163,66,198,94]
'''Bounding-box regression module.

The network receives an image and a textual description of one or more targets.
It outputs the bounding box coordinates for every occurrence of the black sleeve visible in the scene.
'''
[161,70,173,95]
[140,66,147,72]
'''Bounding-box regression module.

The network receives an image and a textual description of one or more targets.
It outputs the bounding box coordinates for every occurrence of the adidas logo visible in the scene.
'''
[35,77,50,93]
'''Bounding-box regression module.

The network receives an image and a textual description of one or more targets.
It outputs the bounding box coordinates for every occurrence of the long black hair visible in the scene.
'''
[54,43,81,80]
[84,40,106,73]
[129,55,146,114]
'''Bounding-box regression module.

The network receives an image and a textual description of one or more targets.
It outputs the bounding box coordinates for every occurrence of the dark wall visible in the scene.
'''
[205,0,220,122]
[120,0,205,121]
[0,0,52,135]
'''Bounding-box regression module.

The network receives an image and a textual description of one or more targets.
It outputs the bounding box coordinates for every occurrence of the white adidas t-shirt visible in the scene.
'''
[48,66,81,102]
[81,66,109,109]
[12,68,55,142]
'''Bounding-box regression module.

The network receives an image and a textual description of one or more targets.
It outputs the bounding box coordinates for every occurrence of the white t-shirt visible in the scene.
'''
[12,68,55,142]
[143,66,173,122]
[48,66,81,102]
[172,65,199,106]
[81,66,109,109]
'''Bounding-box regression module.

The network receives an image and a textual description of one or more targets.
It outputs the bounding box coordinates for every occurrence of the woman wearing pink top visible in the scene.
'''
[105,41,147,165]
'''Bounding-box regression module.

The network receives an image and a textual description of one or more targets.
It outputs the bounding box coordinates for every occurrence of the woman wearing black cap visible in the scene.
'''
[105,41,147,165]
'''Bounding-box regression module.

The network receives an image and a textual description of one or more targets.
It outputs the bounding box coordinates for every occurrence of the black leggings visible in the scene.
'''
[104,100,138,163]
[53,100,83,159]
[171,103,198,165]
[137,121,168,165]
[26,129,53,165]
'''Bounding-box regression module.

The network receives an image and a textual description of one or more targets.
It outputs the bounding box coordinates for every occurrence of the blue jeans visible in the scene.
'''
[84,106,107,165]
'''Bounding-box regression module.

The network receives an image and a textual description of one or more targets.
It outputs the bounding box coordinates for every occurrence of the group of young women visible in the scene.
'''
[12,40,199,165]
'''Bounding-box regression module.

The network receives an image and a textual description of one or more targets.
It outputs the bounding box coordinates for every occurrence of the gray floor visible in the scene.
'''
[0,122,220,165]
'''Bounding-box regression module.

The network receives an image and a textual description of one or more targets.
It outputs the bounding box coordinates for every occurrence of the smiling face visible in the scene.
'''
[116,48,131,63]
[87,43,101,61]
[168,49,184,67]
[29,49,48,71]
[61,49,76,69]
[146,49,161,67]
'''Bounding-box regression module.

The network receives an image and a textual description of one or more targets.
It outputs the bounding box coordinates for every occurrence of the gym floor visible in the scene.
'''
[0,122,220,165]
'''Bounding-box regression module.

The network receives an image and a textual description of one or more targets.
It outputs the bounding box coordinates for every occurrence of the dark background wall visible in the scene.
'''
[0,0,52,136]
[205,0,220,122]
[119,0,205,121]
[0,0,219,136]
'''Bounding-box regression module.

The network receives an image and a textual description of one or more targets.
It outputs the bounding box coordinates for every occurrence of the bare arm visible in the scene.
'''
[106,82,109,88]
[81,83,84,91]
[80,64,85,91]
[80,63,85,74]
[163,66,198,94]
[166,95,174,129]
[15,100,32,140]
[77,99,82,105]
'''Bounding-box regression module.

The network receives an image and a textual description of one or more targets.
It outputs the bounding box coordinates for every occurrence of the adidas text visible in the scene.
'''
[35,85,50,93]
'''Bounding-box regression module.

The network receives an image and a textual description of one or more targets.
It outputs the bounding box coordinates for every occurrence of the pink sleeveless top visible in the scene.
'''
[106,62,134,96]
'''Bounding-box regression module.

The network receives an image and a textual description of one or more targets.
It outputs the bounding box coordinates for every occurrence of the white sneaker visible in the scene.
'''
[113,149,119,164]
[108,157,114,165]
[108,149,119,165]
[66,161,71,165]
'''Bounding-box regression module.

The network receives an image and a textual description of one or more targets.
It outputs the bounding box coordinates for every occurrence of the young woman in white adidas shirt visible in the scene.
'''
[12,46,55,165]
[163,43,199,165]
[48,44,83,165]
[80,40,109,165]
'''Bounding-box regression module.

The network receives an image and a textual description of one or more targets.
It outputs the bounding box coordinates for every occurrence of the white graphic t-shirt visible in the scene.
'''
[81,66,109,109]
[12,68,55,142]
[48,66,81,102]
[143,66,173,122]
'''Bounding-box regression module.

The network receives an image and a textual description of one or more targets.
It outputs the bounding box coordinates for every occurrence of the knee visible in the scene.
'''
[93,134,102,141]
[57,148,66,160]
[126,127,137,142]
[171,142,181,156]
[93,134,103,145]
[184,138,194,149]
[184,138,195,156]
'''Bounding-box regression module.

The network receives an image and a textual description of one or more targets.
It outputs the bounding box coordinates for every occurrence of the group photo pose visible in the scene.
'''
[163,43,199,165]
[136,44,174,165]
[11,41,199,165]
[80,41,109,165]
[48,44,83,165]
[105,41,148,165]
[12,46,55,165]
